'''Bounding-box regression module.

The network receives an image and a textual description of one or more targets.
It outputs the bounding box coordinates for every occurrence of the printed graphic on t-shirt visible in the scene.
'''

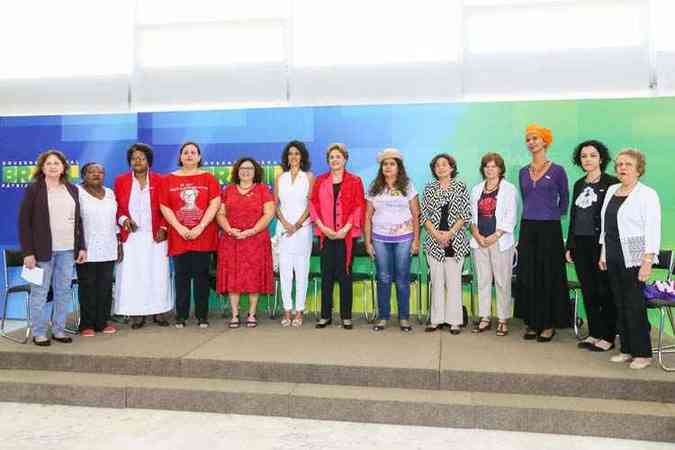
[478,194,497,218]
[177,186,203,226]
[575,186,598,209]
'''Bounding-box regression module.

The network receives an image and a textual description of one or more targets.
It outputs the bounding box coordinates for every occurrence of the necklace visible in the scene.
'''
[484,180,500,193]
[585,172,601,184]
[529,160,551,187]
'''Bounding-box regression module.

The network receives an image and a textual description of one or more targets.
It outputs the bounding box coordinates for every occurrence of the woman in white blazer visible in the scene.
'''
[599,148,661,370]
[469,153,518,336]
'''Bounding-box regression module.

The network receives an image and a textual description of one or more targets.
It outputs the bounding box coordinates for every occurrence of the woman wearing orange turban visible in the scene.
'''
[514,124,571,342]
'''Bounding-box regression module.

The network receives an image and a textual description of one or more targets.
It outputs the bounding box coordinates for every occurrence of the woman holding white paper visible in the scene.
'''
[18,150,87,346]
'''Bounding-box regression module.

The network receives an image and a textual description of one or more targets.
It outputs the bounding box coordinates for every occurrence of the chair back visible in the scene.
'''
[654,249,672,272]
[3,249,25,291]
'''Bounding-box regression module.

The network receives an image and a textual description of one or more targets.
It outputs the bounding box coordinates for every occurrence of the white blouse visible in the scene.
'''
[78,186,118,262]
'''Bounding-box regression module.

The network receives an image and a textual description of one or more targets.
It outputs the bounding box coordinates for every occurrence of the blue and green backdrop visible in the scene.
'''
[1,97,673,332]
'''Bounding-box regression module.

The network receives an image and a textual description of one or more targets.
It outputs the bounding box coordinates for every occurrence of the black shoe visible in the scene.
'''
[424,325,439,333]
[131,318,146,330]
[523,329,538,340]
[52,335,73,344]
[32,337,51,347]
[372,321,386,332]
[153,317,170,327]
[342,320,353,330]
[315,319,332,329]
[450,326,461,335]
[577,341,595,349]
[536,329,556,342]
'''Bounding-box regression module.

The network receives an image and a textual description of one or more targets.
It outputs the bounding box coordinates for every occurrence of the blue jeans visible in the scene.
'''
[29,251,74,338]
[373,239,411,320]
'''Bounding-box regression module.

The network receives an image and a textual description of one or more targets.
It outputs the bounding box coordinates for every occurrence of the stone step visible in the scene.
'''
[1,349,673,404]
[0,369,672,442]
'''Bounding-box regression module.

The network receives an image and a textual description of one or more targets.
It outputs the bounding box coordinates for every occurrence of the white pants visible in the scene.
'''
[427,256,464,326]
[472,243,514,320]
[279,252,310,312]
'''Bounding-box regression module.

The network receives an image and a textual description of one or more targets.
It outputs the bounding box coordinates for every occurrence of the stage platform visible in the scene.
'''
[0,318,673,442]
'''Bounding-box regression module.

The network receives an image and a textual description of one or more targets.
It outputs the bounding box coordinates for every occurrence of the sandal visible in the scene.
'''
[472,318,491,333]
[281,318,291,327]
[228,317,241,329]
[246,314,257,328]
[496,321,508,337]
[291,318,303,328]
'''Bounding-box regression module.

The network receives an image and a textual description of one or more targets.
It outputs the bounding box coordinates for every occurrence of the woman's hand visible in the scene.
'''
[638,261,652,282]
[484,234,499,247]
[154,228,167,243]
[434,230,451,248]
[75,250,87,264]
[176,224,192,240]
[123,218,138,233]
[320,224,337,240]
[117,243,124,263]
[335,226,349,240]
[565,250,573,264]
[23,255,36,269]
[598,257,607,271]
[365,240,375,258]
[190,223,206,240]
[282,220,297,237]
[411,239,419,255]
[237,228,256,239]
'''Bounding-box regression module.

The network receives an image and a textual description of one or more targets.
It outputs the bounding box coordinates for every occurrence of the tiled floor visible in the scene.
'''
[0,402,672,450]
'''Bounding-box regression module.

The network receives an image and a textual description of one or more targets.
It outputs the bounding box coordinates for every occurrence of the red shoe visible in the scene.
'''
[102,324,118,335]
[80,328,95,337]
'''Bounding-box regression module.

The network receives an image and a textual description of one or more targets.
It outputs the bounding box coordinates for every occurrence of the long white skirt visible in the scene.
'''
[113,231,174,316]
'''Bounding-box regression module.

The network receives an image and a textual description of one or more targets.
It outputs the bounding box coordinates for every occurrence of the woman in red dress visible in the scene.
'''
[159,141,221,329]
[217,157,276,328]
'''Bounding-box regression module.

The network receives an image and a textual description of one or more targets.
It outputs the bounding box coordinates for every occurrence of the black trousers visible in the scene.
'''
[174,251,211,322]
[572,236,617,342]
[76,260,114,332]
[320,239,353,321]
[606,259,651,358]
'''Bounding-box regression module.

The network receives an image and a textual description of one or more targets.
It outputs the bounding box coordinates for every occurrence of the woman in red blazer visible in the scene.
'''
[112,143,173,329]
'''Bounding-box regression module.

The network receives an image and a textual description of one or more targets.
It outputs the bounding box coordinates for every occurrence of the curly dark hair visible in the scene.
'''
[127,142,154,167]
[33,149,70,182]
[429,153,458,179]
[231,157,263,185]
[281,140,311,172]
[177,141,203,167]
[80,162,103,178]
[368,157,410,197]
[572,139,611,172]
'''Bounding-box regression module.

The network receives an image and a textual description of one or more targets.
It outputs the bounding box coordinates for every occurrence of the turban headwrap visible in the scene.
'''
[525,124,553,146]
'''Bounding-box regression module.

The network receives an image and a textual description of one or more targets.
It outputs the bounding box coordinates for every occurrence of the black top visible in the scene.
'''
[573,181,602,236]
[604,195,627,264]
[477,189,498,237]
[332,182,341,227]
[439,202,455,258]
[566,172,619,251]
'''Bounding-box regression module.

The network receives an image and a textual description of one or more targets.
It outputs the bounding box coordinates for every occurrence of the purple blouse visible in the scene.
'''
[519,163,569,221]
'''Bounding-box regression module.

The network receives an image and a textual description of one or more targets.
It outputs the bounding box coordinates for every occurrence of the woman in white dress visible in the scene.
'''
[274,140,314,327]
[113,143,173,328]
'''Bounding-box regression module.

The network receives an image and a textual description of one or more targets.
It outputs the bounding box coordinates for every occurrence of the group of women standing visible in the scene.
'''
[18,125,662,369]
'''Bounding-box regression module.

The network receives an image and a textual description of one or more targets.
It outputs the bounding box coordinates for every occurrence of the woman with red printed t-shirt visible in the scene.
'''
[159,142,221,329]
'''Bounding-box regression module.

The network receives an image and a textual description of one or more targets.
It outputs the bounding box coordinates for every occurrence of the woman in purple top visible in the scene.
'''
[515,124,571,342]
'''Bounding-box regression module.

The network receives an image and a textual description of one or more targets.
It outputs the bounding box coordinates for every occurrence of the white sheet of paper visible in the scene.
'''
[21,266,44,286]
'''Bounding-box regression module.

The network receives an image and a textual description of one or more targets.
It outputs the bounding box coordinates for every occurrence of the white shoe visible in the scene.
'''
[610,353,632,363]
[629,357,652,370]
[281,318,291,327]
